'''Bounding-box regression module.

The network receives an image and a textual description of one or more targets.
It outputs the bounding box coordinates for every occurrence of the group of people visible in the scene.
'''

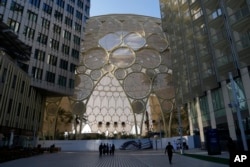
[99,143,115,156]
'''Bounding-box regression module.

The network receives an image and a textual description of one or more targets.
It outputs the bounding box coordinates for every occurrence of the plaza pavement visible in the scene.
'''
[0,149,229,167]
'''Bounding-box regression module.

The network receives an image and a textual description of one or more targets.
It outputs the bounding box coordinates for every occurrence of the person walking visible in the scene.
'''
[111,144,115,155]
[227,137,236,167]
[165,142,174,164]
[99,143,103,156]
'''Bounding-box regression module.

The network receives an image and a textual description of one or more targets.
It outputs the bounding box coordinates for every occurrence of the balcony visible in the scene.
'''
[179,0,188,9]
[190,0,200,10]
[211,30,228,49]
[226,0,245,9]
[208,15,223,29]
[203,0,219,10]
[235,38,250,67]
[229,7,250,32]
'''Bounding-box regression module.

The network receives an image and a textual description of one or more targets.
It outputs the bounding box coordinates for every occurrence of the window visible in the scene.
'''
[53,24,61,34]
[7,99,13,113]
[37,33,48,45]
[2,68,7,83]
[27,10,38,22]
[74,22,81,32]
[65,17,73,27]
[46,71,55,83]
[32,67,43,80]
[10,1,24,13]
[23,26,35,39]
[50,39,60,50]
[71,49,79,59]
[58,75,67,87]
[77,0,83,9]
[43,3,52,15]
[69,79,74,88]
[21,81,25,94]
[41,17,50,29]
[73,35,80,45]
[7,19,20,33]
[62,44,70,55]
[85,5,90,15]
[29,0,40,8]
[17,103,21,116]
[59,59,68,70]
[54,10,63,22]
[25,106,29,118]
[67,4,74,15]
[212,8,222,19]
[56,0,65,8]
[47,54,57,66]
[70,63,76,72]
[76,10,82,20]
[11,75,17,88]
[34,49,45,61]
[63,30,71,40]
[0,0,7,6]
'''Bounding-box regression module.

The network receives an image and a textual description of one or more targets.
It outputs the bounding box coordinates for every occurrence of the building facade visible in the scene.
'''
[160,0,250,149]
[0,0,90,96]
[0,0,90,147]
[0,21,45,147]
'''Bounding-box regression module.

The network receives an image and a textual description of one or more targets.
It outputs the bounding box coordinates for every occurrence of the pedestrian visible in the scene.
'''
[165,142,174,164]
[99,143,103,156]
[111,144,115,155]
[106,143,109,155]
[173,140,177,150]
[227,137,236,167]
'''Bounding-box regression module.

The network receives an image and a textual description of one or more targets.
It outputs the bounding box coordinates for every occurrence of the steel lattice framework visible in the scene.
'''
[44,14,174,138]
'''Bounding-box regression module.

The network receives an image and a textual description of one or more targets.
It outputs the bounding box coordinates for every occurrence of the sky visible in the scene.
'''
[90,0,161,18]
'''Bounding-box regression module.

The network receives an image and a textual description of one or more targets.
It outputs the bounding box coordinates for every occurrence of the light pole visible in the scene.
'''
[178,106,184,154]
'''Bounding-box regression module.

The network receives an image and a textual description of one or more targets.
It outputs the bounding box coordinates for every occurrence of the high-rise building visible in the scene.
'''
[160,0,250,149]
[0,0,90,96]
[0,0,90,147]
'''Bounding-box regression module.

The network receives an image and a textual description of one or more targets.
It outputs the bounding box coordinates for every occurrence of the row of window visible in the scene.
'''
[8,2,85,32]
[1,69,25,94]
[29,0,87,18]
[31,67,75,88]
[34,49,77,70]
[29,0,86,10]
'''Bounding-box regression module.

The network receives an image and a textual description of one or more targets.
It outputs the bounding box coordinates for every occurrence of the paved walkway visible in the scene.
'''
[0,149,229,167]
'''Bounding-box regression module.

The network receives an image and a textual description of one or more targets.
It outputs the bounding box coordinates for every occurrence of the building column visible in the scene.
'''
[195,97,205,147]
[9,130,14,148]
[187,102,194,136]
[221,80,237,140]
[240,67,250,115]
[206,90,216,129]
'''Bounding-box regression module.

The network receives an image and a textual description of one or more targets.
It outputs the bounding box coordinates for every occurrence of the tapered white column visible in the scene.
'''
[207,90,216,129]
[187,102,194,136]
[240,67,250,115]
[221,80,237,140]
[195,97,205,144]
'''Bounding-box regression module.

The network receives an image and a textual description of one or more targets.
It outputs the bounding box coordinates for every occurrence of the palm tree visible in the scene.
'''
[54,107,73,139]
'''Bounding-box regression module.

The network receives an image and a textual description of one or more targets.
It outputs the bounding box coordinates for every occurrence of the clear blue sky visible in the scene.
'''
[90,0,161,18]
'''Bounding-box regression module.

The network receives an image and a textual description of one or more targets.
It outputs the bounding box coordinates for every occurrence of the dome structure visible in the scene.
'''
[43,14,174,139]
